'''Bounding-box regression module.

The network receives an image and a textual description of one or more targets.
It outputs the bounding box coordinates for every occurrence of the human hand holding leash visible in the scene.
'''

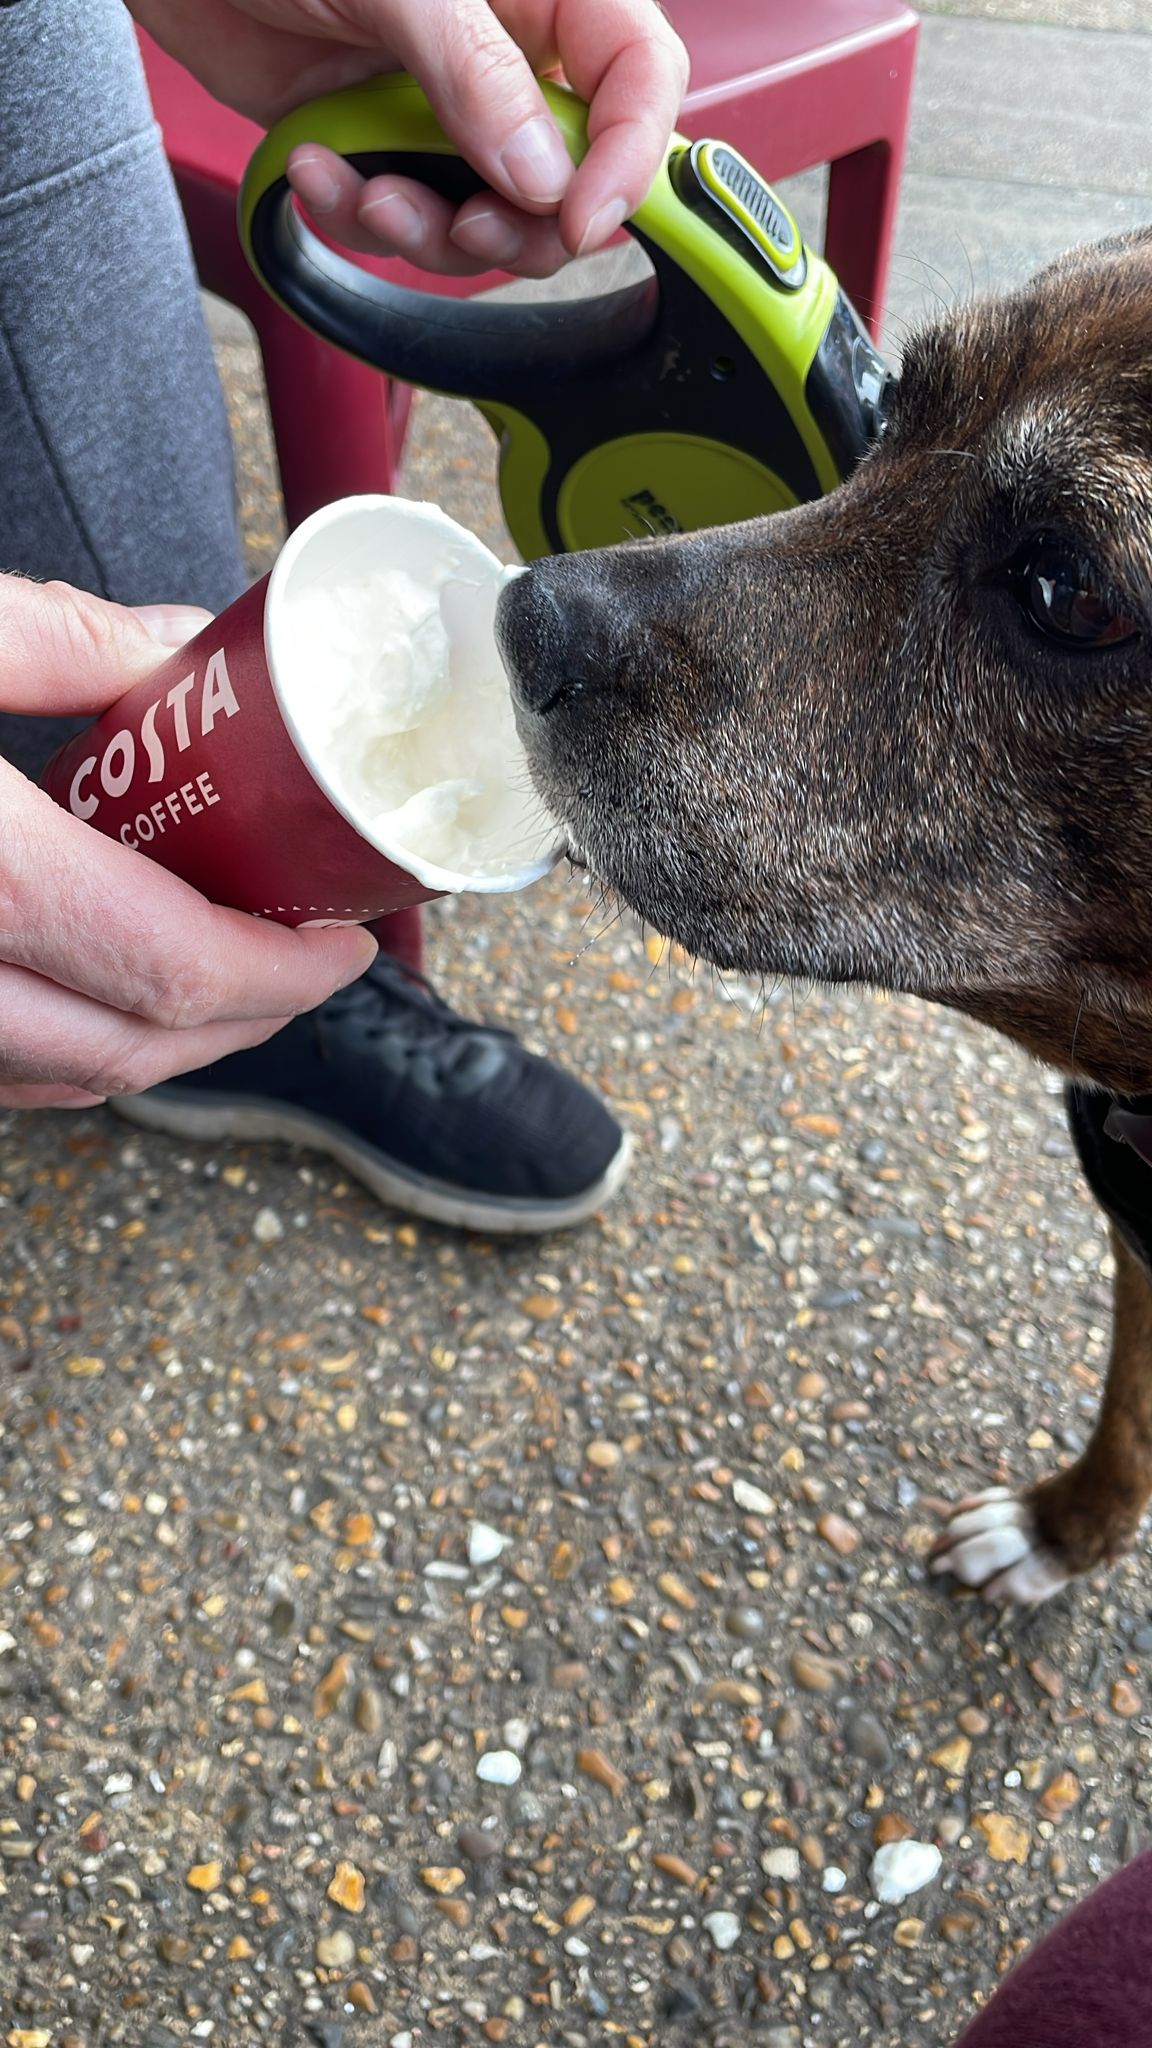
[127,0,689,276]
[0,577,376,1110]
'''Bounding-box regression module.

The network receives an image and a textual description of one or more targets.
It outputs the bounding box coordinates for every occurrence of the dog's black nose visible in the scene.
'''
[496,558,621,718]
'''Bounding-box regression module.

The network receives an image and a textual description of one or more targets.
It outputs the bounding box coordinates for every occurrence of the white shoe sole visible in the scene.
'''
[108,1090,633,1236]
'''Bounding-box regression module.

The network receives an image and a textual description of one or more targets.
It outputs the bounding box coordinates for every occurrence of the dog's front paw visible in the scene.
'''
[929,1488,1070,1605]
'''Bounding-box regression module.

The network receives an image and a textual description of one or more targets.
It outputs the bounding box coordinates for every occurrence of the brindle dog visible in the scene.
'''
[497,228,1152,1606]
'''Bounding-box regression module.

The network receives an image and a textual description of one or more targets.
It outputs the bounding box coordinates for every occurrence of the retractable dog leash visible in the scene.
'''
[240,74,890,561]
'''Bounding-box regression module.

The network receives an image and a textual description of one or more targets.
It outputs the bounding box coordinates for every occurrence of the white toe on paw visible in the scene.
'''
[930,1489,1070,1606]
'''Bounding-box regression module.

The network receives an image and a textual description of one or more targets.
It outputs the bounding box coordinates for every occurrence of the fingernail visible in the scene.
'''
[577,196,630,256]
[359,190,423,252]
[131,603,213,649]
[288,150,341,213]
[450,207,522,268]
[498,115,572,204]
[333,934,378,989]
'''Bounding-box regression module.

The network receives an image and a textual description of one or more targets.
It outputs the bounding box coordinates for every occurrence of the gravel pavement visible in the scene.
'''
[3,11,1152,2046]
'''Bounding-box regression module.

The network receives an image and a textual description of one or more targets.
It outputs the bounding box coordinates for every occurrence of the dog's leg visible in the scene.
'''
[931,1223,1152,1604]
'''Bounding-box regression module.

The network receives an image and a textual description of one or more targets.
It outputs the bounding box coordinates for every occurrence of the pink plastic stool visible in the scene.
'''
[674,0,919,337]
[137,29,449,530]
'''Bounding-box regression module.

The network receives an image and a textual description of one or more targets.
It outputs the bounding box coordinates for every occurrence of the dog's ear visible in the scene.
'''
[1033,226,1152,285]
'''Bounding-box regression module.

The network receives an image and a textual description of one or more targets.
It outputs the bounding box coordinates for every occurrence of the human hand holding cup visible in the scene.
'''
[0,575,377,1109]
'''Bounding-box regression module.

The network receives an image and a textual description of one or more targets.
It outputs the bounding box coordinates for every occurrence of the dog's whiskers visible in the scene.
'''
[576,885,612,937]
[630,505,661,542]
[1070,989,1087,1072]
[568,896,627,965]
[1100,985,1139,1095]
[891,250,969,314]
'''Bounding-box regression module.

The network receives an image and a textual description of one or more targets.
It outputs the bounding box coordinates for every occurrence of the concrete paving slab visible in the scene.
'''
[910,16,1151,196]
[889,169,1148,322]
[921,0,1148,29]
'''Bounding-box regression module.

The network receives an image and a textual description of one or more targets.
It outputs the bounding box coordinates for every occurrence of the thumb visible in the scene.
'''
[385,0,574,210]
[0,574,213,719]
[131,602,215,649]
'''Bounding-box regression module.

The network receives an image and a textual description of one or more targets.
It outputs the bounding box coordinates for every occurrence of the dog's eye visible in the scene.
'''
[1008,538,1140,650]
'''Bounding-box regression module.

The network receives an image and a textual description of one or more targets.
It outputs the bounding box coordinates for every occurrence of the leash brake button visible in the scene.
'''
[673,140,808,291]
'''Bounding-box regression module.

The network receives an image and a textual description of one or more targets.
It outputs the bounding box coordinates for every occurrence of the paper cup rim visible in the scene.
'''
[265,495,561,895]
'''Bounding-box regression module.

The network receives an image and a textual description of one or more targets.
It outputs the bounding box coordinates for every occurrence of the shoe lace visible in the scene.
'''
[323,950,516,1075]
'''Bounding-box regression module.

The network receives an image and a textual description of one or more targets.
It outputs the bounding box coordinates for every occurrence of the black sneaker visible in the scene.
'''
[110,955,631,1234]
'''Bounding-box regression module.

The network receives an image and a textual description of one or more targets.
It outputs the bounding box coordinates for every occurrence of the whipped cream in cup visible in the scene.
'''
[42,495,561,926]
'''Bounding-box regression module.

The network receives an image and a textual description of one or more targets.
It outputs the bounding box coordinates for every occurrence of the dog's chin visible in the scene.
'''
[552,832,767,976]
[554,824,1000,997]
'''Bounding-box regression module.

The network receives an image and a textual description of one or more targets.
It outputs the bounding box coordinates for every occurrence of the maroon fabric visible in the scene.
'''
[955,1850,1152,2047]
[370,906,424,975]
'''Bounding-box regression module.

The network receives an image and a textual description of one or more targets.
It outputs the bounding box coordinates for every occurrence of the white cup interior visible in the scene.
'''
[265,495,560,894]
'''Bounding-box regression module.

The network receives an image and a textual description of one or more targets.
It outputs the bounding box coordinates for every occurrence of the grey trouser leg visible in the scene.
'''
[0,0,245,778]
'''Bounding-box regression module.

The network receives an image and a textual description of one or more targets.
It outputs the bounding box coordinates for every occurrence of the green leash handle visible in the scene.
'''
[240,75,889,559]
[240,79,657,398]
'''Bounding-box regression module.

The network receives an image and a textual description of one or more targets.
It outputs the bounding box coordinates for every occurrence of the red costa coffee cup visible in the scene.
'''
[41,496,559,927]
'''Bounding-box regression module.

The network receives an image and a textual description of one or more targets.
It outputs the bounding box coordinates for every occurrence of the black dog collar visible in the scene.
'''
[1066,1085,1152,1278]
[1104,1102,1152,1171]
